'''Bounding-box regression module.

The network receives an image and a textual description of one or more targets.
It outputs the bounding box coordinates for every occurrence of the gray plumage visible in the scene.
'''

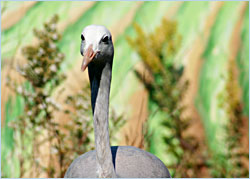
[65,146,170,178]
[64,25,171,178]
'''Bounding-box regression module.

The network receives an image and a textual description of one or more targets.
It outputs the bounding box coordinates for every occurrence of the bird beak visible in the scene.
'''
[81,44,98,71]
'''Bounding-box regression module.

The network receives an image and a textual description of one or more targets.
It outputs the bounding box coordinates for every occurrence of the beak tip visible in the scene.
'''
[81,66,86,72]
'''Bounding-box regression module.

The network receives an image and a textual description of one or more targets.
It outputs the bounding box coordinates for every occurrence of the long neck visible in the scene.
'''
[88,61,116,178]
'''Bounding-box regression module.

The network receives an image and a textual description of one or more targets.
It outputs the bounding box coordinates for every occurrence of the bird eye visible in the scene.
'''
[102,35,109,43]
[81,34,85,41]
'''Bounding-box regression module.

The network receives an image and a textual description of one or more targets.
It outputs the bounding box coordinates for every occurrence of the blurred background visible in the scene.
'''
[1,1,249,178]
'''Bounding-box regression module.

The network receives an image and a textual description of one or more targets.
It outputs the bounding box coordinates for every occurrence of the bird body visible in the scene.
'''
[65,25,171,178]
[65,146,170,178]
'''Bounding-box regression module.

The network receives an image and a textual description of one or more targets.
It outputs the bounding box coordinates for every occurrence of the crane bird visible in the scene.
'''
[64,25,171,178]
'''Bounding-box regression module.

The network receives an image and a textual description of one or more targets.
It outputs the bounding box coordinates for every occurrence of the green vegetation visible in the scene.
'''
[237,6,249,116]
[3,16,125,178]
[195,2,249,177]
[5,15,67,177]
[1,96,24,178]
[127,19,208,178]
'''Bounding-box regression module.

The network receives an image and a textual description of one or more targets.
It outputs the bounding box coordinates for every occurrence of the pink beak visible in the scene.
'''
[81,44,98,71]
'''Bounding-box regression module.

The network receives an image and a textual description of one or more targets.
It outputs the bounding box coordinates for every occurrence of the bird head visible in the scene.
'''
[80,25,114,71]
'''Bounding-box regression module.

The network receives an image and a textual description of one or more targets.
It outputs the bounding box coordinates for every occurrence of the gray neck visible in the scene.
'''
[88,61,116,178]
